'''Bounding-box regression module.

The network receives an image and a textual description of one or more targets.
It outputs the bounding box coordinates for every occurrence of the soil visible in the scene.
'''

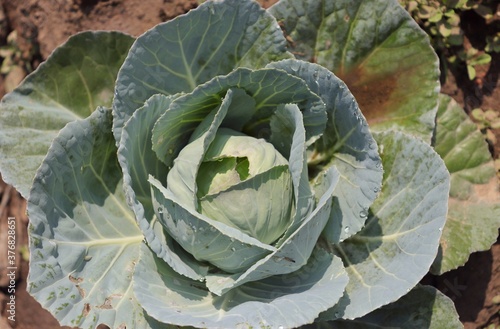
[0,0,498,328]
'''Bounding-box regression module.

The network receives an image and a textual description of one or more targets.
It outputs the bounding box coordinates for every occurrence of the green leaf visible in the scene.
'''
[200,165,293,245]
[0,31,134,197]
[431,94,500,274]
[467,64,476,80]
[151,67,326,166]
[197,103,328,295]
[112,0,292,143]
[149,175,275,275]
[268,60,383,242]
[161,90,231,209]
[269,0,440,142]
[148,89,277,274]
[134,243,348,328]
[312,285,462,329]
[118,94,209,281]
[205,166,339,296]
[270,103,315,242]
[322,131,450,320]
[27,108,149,328]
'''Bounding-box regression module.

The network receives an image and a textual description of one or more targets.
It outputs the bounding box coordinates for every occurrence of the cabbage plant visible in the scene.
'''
[0,0,468,328]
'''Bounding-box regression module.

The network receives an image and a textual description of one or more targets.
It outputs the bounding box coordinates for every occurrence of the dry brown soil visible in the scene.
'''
[0,0,499,328]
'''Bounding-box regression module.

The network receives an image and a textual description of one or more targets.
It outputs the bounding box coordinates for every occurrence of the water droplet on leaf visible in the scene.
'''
[290,61,300,72]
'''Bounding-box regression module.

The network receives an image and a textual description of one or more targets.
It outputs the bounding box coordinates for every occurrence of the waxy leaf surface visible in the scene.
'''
[431,94,500,274]
[27,108,152,328]
[322,131,449,320]
[269,0,440,142]
[0,32,134,197]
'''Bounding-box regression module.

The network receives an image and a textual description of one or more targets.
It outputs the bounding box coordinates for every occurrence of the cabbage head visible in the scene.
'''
[0,0,454,328]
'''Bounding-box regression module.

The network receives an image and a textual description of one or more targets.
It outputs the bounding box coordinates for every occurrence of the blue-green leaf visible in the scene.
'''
[322,131,449,320]
[151,67,326,166]
[311,285,462,329]
[134,243,348,328]
[269,0,440,142]
[27,108,149,328]
[270,103,315,242]
[112,0,292,143]
[118,94,209,280]
[0,31,134,197]
[268,59,382,242]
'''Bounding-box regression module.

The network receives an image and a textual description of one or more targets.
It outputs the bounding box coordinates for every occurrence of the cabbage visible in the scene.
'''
[0,0,466,328]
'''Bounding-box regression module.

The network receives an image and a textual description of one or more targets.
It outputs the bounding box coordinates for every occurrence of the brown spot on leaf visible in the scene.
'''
[76,285,86,298]
[96,297,113,310]
[96,294,123,310]
[69,275,86,297]
[83,303,91,316]
[337,66,398,125]
[68,275,83,284]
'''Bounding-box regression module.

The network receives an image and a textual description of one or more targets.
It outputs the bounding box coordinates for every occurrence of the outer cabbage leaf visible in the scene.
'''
[268,60,383,242]
[134,243,348,329]
[27,108,152,328]
[322,131,449,320]
[311,285,462,329]
[113,0,292,143]
[268,0,440,143]
[0,31,134,197]
[118,94,210,281]
[431,94,500,274]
